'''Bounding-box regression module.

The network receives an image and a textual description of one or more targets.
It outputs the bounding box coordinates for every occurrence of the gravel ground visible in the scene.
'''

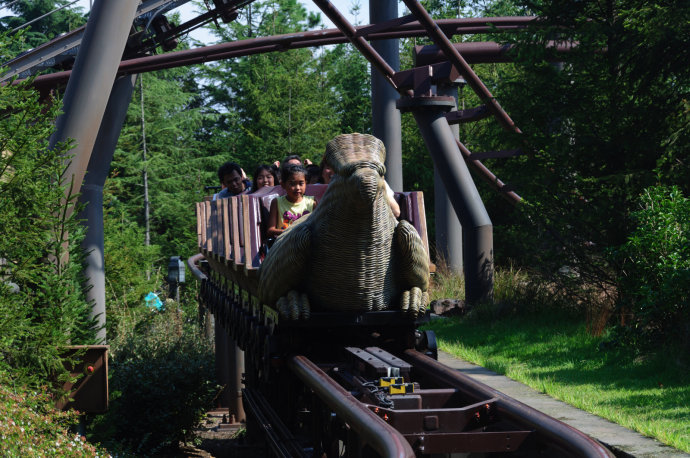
[178,409,264,458]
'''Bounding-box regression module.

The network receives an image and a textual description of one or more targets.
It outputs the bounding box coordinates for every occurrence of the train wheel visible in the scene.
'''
[416,329,438,360]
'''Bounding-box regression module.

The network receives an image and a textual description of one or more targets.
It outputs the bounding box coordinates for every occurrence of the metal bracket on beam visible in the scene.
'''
[396,95,456,113]
[445,106,490,124]
[392,61,464,93]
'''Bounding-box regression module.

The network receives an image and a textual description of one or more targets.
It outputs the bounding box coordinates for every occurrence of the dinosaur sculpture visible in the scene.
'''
[258,133,430,319]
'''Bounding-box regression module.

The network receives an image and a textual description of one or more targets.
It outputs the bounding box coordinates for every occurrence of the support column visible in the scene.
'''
[47,0,138,340]
[434,83,463,273]
[79,75,137,343]
[404,98,493,303]
[49,0,140,198]
[370,0,402,191]
[215,314,245,422]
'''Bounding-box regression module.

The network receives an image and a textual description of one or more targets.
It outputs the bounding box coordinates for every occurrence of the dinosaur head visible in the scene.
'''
[324,134,387,207]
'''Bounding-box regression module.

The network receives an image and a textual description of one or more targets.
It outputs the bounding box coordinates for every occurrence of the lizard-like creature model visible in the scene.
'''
[258,133,429,319]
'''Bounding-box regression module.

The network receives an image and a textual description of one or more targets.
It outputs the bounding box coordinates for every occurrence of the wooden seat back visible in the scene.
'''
[196,186,431,275]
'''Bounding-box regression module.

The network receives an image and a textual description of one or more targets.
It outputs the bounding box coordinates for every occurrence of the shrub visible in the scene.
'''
[615,186,690,352]
[0,33,97,391]
[0,381,108,457]
[90,305,217,454]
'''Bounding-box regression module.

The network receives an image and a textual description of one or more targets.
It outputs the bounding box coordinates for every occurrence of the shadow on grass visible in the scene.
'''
[426,311,690,452]
[426,312,689,420]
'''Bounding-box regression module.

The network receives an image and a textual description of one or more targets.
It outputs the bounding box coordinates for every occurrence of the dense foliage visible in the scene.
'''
[454,0,689,352]
[110,69,218,259]
[0,28,105,455]
[615,186,689,350]
[0,37,97,390]
[197,0,341,166]
[90,305,216,454]
[0,382,109,457]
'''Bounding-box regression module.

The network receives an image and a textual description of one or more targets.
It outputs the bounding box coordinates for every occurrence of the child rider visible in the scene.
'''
[267,164,316,238]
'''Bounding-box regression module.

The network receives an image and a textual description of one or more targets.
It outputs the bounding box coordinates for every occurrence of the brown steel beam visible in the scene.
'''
[354,13,417,37]
[456,139,522,204]
[24,18,534,91]
[402,0,522,135]
[19,12,528,206]
[312,0,404,94]
[288,355,416,458]
[469,148,522,160]
[415,40,577,66]
[403,350,614,458]
[445,105,491,124]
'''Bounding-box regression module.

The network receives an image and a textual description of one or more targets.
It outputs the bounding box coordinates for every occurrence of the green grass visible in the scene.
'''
[424,310,690,452]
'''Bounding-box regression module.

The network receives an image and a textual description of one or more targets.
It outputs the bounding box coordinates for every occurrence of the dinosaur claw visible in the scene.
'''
[300,293,311,319]
[401,291,410,313]
[400,287,427,319]
[276,290,311,321]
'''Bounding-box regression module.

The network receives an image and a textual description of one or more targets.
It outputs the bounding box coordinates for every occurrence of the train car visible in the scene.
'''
[192,135,613,458]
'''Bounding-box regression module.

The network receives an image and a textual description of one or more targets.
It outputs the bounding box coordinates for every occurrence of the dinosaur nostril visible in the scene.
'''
[357,172,379,203]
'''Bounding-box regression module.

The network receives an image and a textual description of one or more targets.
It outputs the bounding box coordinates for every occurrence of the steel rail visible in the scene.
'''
[402,0,522,135]
[415,40,577,66]
[16,12,532,206]
[187,253,207,281]
[456,139,522,204]
[403,349,615,458]
[22,17,534,90]
[4,16,534,82]
[243,387,306,457]
[1,0,195,82]
[288,355,416,458]
[312,0,404,94]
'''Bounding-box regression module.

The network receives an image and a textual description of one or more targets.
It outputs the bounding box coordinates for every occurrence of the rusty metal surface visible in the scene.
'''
[403,349,615,458]
[402,0,522,135]
[415,40,577,66]
[288,355,416,458]
[243,387,305,457]
[25,17,534,91]
[57,345,109,413]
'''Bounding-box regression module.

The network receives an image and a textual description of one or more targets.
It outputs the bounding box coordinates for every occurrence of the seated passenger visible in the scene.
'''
[273,155,302,184]
[267,164,315,238]
[318,157,335,184]
[214,161,249,200]
[305,164,321,184]
[283,154,302,167]
[251,164,277,193]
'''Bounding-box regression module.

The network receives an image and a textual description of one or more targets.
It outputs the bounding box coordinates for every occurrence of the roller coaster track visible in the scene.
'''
[189,183,615,456]
[0,0,197,82]
[196,271,615,457]
[22,17,537,88]
[5,1,542,205]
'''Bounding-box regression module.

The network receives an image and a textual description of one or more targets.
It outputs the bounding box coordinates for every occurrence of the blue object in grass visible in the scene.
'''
[144,292,163,310]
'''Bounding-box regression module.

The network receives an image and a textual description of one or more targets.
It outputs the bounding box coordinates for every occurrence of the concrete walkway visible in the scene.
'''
[438,351,689,458]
